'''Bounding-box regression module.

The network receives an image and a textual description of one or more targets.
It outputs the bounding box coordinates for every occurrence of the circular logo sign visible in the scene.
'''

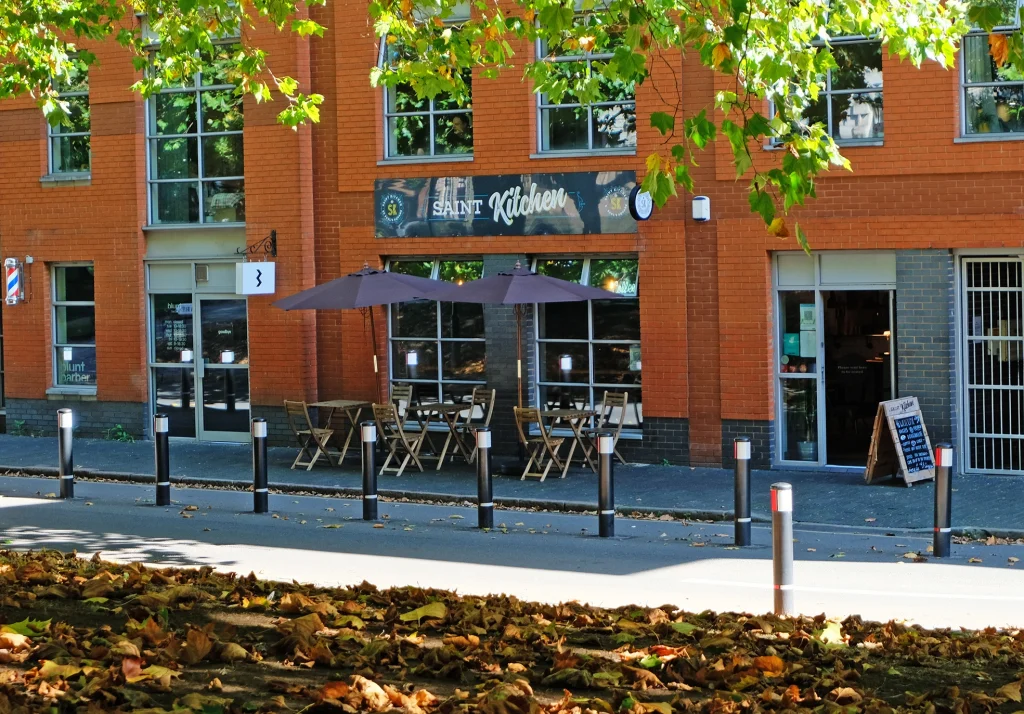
[378,191,405,225]
[629,185,654,221]
[604,186,630,218]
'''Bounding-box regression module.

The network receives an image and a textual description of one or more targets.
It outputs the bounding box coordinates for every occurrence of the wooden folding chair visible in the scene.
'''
[583,391,630,465]
[390,383,415,426]
[373,403,425,477]
[284,400,339,470]
[452,387,496,464]
[514,407,568,482]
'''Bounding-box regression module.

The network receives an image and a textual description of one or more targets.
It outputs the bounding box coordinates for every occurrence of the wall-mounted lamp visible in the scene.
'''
[692,196,711,222]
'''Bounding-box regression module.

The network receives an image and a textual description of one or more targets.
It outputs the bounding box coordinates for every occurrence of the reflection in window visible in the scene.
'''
[535,257,642,430]
[963,2,1024,136]
[49,64,91,174]
[53,265,96,388]
[388,259,486,403]
[804,40,883,143]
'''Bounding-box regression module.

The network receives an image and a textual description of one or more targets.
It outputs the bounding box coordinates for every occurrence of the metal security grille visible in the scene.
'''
[962,258,1024,473]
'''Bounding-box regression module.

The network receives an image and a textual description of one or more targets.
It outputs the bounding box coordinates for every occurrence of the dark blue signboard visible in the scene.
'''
[375,171,638,238]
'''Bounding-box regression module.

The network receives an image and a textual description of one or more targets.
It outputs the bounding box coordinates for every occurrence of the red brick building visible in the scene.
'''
[2,7,1023,477]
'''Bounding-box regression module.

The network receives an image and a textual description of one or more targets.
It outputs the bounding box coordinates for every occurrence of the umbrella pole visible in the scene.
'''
[515,305,523,408]
[369,305,383,403]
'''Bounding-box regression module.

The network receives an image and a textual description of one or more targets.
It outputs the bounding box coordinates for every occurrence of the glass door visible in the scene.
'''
[778,291,821,463]
[152,294,197,437]
[196,297,250,441]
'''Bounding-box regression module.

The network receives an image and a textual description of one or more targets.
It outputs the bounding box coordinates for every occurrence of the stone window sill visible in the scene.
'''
[530,149,636,160]
[40,173,91,187]
[45,388,97,401]
[377,154,474,166]
[143,222,246,231]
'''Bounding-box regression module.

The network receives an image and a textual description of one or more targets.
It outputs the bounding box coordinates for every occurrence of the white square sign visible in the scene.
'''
[236,262,276,295]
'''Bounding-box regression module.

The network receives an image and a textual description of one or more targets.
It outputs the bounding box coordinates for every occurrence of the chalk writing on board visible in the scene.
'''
[893,415,934,473]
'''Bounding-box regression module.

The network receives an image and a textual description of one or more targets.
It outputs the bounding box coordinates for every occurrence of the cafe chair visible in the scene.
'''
[514,406,568,482]
[390,383,416,427]
[452,387,497,464]
[284,400,340,470]
[373,403,425,477]
[583,391,630,465]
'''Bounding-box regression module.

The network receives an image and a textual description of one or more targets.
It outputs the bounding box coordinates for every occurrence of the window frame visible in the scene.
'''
[806,35,884,146]
[385,257,487,404]
[532,256,643,434]
[47,65,91,176]
[51,263,97,392]
[960,0,1024,139]
[145,48,245,226]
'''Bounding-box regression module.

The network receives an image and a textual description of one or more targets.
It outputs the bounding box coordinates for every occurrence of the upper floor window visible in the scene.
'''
[537,17,636,153]
[805,39,883,144]
[962,0,1024,136]
[53,264,96,389]
[49,65,90,175]
[147,49,244,225]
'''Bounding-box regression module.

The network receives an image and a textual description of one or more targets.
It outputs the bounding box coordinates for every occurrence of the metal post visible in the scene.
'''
[476,427,493,529]
[934,443,953,558]
[771,482,794,616]
[154,413,171,506]
[597,432,614,537]
[252,418,268,514]
[58,409,74,499]
[361,421,378,521]
[734,437,752,546]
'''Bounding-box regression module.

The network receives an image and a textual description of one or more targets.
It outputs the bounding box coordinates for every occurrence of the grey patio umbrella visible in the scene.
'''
[273,265,441,401]
[423,262,623,407]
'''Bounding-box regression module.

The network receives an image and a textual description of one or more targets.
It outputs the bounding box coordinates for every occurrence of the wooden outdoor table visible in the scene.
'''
[409,401,474,469]
[540,408,597,473]
[309,399,372,464]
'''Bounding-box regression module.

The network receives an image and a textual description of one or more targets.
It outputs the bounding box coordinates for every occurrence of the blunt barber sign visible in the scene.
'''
[375,171,638,237]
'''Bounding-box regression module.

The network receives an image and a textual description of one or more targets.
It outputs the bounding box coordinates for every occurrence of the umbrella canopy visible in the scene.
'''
[272,266,440,311]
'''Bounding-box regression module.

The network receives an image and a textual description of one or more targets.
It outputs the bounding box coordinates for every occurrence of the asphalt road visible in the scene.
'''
[0,475,1022,630]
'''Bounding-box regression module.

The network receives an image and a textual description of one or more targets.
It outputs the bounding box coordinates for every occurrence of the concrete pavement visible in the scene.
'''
[0,475,1022,630]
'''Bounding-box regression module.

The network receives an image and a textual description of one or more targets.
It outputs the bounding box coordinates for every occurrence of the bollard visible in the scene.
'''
[361,421,378,521]
[771,483,795,616]
[597,432,615,537]
[58,409,74,499]
[476,427,493,529]
[734,437,752,547]
[252,418,268,514]
[934,443,953,558]
[154,413,171,506]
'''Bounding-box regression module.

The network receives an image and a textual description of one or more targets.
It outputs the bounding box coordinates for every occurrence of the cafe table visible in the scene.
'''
[309,399,372,464]
[408,401,474,469]
[540,408,598,473]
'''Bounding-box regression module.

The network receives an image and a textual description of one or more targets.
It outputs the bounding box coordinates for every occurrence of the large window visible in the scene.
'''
[388,259,486,403]
[147,50,244,225]
[805,39,883,143]
[49,65,90,175]
[52,265,96,389]
[537,20,636,153]
[962,1,1024,136]
[534,258,642,430]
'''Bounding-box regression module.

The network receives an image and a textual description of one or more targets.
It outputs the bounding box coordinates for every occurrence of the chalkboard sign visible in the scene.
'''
[864,397,936,486]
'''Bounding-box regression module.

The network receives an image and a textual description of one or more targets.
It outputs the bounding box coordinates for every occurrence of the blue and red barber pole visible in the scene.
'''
[5,258,22,305]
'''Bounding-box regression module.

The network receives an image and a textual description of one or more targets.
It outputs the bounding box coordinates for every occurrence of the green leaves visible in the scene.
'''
[650,112,674,136]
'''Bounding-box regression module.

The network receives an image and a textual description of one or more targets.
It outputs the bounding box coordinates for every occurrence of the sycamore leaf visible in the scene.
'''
[817,620,844,646]
[2,619,51,637]
[650,112,674,136]
[671,622,698,635]
[399,602,447,622]
[711,43,732,68]
[182,629,213,665]
[753,655,785,675]
[990,33,1010,67]
[767,217,789,237]
[996,680,1023,702]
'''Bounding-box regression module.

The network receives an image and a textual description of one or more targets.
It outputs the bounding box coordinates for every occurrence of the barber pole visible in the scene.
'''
[5,259,22,305]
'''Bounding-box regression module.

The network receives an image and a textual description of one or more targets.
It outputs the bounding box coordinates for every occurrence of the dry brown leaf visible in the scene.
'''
[182,629,213,665]
[347,675,391,712]
[218,642,249,663]
[753,655,785,675]
[996,680,1023,703]
[320,680,350,702]
[990,33,1011,67]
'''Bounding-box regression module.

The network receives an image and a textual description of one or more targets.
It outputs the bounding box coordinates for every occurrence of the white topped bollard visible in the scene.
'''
[733,437,751,546]
[58,409,74,499]
[771,482,794,616]
[251,418,269,513]
[476,427,493,529]
[154,413,171,506]
[934,444,953,558]
[361,421,378,520]
[598,433,615,537]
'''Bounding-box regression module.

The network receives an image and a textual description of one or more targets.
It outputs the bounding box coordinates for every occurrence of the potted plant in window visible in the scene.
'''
[796,385,817,462]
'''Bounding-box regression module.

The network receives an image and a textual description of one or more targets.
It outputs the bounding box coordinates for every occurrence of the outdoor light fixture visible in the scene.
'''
[63,348,73,361]
[181,349,193,363]
[220,350,235,364]
[406,351,419,367]
[692,196,711,222]
[559,355,573,372]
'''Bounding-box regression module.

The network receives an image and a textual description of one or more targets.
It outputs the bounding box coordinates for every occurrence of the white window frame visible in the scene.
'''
[48,66,91,176]
[145,51,245,226]
[532,256,643,434]
[386,258,487,404]
[52,263,97,392]
[960,0,1024,138]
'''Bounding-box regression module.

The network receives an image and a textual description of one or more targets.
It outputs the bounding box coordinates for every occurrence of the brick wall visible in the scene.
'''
[6,397,145,439]
[722,419,774,470]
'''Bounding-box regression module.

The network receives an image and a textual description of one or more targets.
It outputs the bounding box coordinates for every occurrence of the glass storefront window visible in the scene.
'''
[53,265,96,388]
[388,259,486,403]
[535,257,642,429]
[778,290,817,462]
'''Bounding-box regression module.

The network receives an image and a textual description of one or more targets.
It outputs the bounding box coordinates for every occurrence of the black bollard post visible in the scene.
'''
[476,427,493,529]
[597,432,614,537]
[58,409,74,499]
[154,413,171,506]
[934,443,953,558]
[771,482,795,616]
[361,421,378,520]
[252,418,268,514]
[734,437,751,547]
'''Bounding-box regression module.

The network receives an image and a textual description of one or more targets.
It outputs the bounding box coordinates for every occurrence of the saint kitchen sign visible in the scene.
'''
[375,171,638,238]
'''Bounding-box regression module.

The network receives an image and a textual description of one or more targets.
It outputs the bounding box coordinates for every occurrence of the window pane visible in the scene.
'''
[589,259,639,295]
[201,90,243,132]
[596,387,642,427]
[392,340,439,380]
[594,343,641,384]
[539,302,588,339]
[153,367,196,437]
[539,384,590,411]
[392,301,436,338]
[781,377,818,461]
[596,73,635,102]
[805,97,828,133]
[154,93,198,135]
[593,104,636,149]
[434,113,473,154]
[538,342,589,382]
[154,137,199,179]
[55,346,96,387]
[52,95,90,133]
[153,182,200,223]
[55,306,96,343]
[442,341,486,380]
[388,115,430,157]
[55,266,94,302]
[56,65,88,93]
[542,107,589,151]
[779,291,816,373]
[51,136,90,173]
[152,294,194,363]
[204,180,245,223]
[438,261,483,283]
[202,134,244,177]
[200,299,248,364]
[387,83,428,113]
[592,299,640,340]
[536,259,583,282]
[390,261,433,278]
[440,302,484,338]
[434,73,472,110]
[965,85,1024,134]
[202,368,251,433]
[830,42,883,91]
[833,92,883,141]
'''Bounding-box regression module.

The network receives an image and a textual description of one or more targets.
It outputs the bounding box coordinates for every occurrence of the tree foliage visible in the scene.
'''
[368,0,1024,241]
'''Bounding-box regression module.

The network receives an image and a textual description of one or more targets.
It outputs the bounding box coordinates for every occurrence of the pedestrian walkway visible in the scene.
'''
[1,434,1021,534]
